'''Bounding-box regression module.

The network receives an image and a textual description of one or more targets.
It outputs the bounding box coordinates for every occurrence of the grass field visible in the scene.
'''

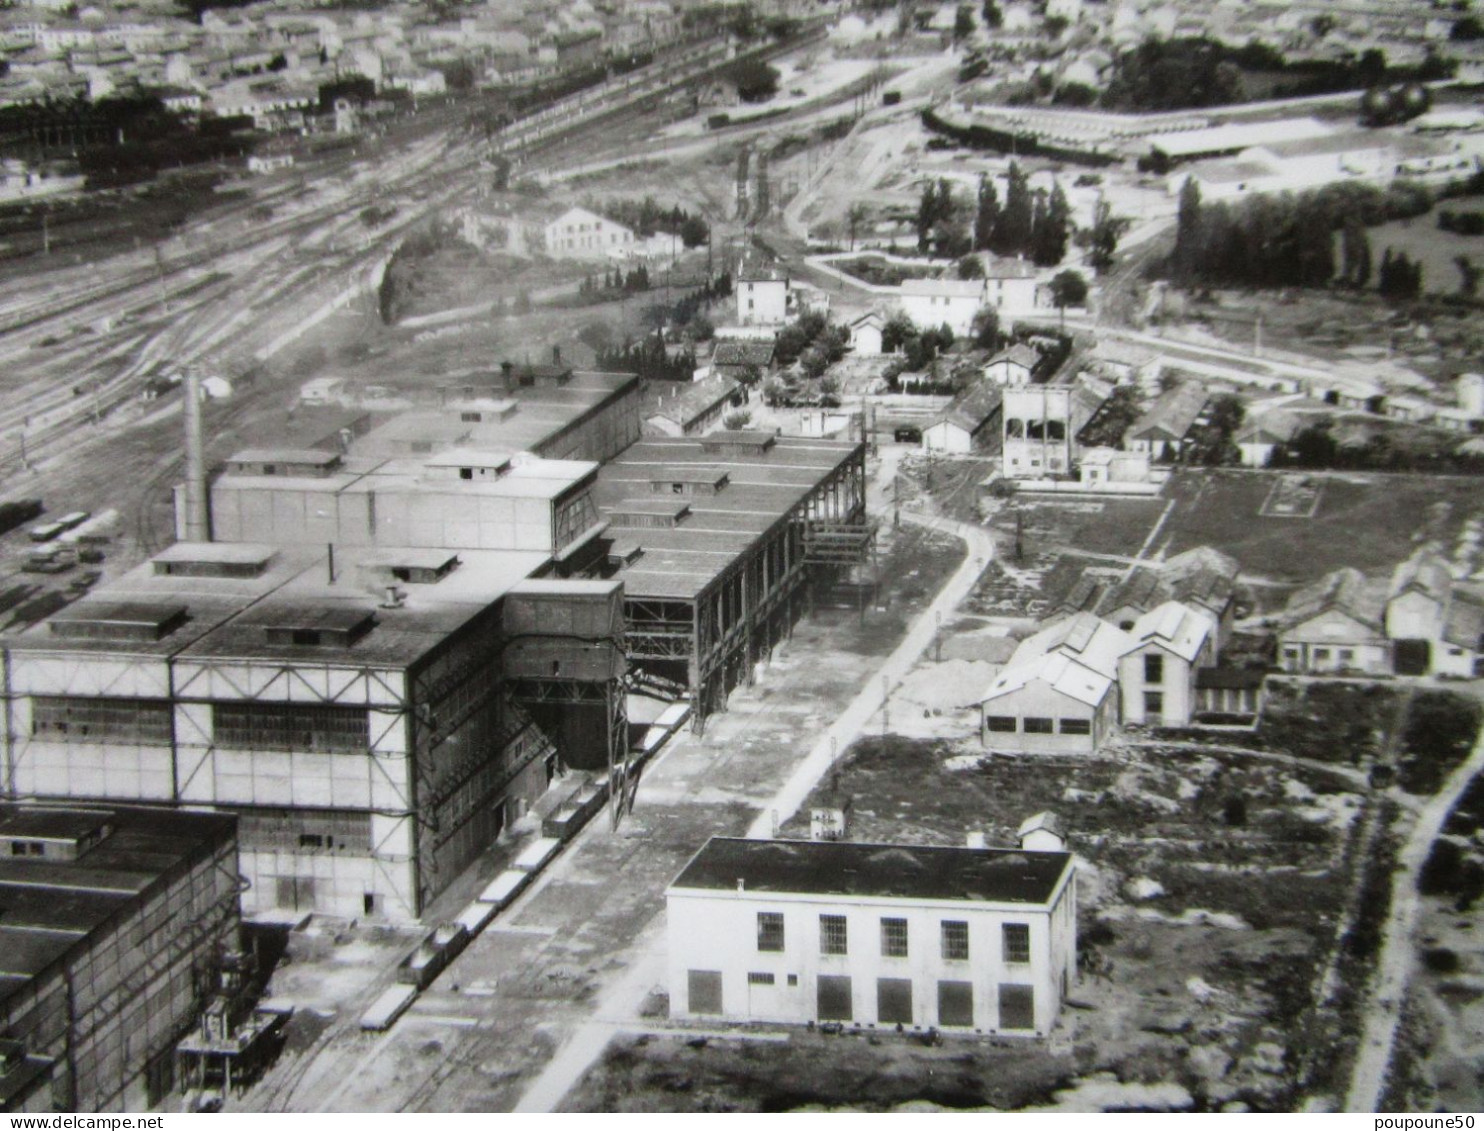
[1159,470,1484,584]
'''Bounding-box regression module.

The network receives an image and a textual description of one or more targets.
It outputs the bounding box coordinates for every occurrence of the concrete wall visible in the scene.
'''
[667,884,1073,1036]
[1117,644,1197,726]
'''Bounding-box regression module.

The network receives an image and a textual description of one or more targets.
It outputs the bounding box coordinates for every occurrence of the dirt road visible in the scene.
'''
[1345,728,1484,1111]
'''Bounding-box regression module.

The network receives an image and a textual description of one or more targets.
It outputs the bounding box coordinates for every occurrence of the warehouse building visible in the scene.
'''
[667,833,1077,1035]
[0,803,240,1112]
[593,432,870,726]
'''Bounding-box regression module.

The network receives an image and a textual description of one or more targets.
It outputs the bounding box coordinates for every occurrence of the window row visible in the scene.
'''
[758,912,1029,963]
[213,702,370,754]
[32,696,174,746]
[985,715,1090,735]
[688,970,1036,1031]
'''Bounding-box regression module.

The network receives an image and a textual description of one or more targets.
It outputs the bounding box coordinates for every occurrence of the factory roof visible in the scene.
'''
[594,436,861,601]
[0,804,237,1011]
[669,836,1071,905]
[11,545,550,671]
[1146,116,1333,159]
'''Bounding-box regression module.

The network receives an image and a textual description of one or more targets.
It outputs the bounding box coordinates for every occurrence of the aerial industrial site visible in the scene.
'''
[1,0,1484,1117]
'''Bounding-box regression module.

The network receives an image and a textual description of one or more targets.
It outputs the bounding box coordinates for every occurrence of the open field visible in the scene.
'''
[1160,470,1484,584]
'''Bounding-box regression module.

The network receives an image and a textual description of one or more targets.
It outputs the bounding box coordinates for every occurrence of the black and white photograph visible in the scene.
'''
[0,0,1480,1117]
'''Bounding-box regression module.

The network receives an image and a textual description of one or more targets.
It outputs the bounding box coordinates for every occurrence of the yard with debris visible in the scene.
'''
[573,726,1382,1112]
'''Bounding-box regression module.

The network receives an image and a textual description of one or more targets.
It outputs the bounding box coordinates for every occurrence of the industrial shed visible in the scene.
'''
[594,432,870,728]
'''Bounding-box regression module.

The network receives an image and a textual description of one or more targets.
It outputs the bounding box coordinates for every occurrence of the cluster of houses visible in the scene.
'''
[0,0,710,192]
[1276,547,1484,679]
[978,547,1248,752]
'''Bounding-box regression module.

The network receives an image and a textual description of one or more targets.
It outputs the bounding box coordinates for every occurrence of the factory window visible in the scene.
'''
[817,975,852,1022]
[1144,653,1163,684]
[820,914,848,956]
[213,702,369,754]
[1143,692,1163,719]
[10,840,44,856]
[262,464,278,475]
[876,978,912,1025]
[986,715,1017,732]
[747,971,775,986]
[941,920,969,961]
[880,917,908,958]
[998,984,1034,1031]
[938,981,974,1027]
[1059,718,1091,735]
[460,468,474,480]
[460,412,482,423]
[1023,717,1053,734]
[291,629,322,646]
[239,809,371,854]
[757,911,785,952]
[31,696,173,746]
[1002,923,1031,964]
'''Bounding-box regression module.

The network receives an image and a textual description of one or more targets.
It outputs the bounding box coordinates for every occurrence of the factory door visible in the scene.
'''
[276,875,316,911]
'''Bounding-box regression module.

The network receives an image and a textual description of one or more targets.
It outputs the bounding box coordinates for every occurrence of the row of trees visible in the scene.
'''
[597,196,710,247]
[1169,177,1436,294]
[913,163,1074,266]
[578,264,654,295]
[595,331,696,382]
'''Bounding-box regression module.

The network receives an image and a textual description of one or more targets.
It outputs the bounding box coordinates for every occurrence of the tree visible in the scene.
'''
[973,173,999,252]
[981,0,1002,28]
[972,307,1002,351]
[723,408,753,430]
[994,161,1034,257]
[727,58,781,102]
[847,201,869,252]
[954,3,975,40]
[1457,255,1483,298]
[1172,177,1202,282]
[1085,199,1130,272]
[958,254,985,279]
[679,214,709,248]
[882,312,916,353]
[1340,215,1373,288]
[1049,269,1088,325]
[1032,180,1071,266]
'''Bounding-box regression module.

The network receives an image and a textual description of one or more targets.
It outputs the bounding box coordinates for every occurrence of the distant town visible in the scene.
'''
[0,0,1483,1118]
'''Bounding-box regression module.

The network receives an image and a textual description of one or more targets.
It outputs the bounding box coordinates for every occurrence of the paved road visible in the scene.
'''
[1345,729,1484,1111]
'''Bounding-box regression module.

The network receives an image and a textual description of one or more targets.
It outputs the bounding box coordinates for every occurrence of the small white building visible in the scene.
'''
[1277,568,1391,675]
[923,383,1002,454]
[737,265,791,327]
[899,278,985,338]
[300,377,347,406]
[667,835,1077,1036]
[980,613,1131,753]
[984,344,1038,387]
[850,311,885,356]
[544,206,635,260]
[246,152,294,175]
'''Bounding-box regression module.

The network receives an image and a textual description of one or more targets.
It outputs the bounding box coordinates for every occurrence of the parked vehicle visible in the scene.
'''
[28,521,65,543]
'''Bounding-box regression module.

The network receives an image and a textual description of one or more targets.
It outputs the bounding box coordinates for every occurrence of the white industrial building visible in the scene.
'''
[666,835,1077,1036]
[0,538,626,923]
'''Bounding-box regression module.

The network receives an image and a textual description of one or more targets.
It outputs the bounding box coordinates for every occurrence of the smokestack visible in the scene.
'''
[183,371,210,542]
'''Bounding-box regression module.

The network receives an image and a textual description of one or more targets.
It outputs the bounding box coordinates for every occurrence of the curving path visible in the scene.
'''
[1345,727,1484,1111]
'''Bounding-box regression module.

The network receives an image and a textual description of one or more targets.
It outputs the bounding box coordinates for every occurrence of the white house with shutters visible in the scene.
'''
[667,835,1077,1036]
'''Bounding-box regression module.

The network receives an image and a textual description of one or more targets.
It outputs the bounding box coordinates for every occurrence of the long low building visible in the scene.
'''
[594,432,869,724]
[667,835,1077,1036]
